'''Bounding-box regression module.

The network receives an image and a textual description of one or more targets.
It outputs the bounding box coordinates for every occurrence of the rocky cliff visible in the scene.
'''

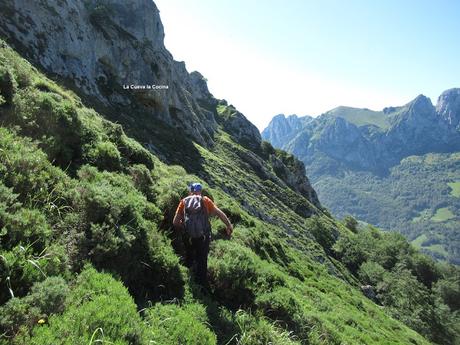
[261,114,312,148]
[437,88,460,130]
[0,0,320,209]
[0,0,218,146]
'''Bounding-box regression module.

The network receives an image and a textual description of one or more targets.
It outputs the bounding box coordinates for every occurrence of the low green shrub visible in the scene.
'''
[23,266,147,345]
[306,216,339,254]
[0,128,71,214]
[128,164,156,201]
[0,42,32,87]
[256,287,305,333]
[0,65,16,105]
[145,303,216,345]
[232,310,299,345]
[0,244,69,305]
[242,225,290,266]
[85,141,122,171]
[118,134,155,170]
[1,207,51,253]
[208,241,285,309]
[0,276,68,337]
[10,90,84,168]
[70,166,184,301]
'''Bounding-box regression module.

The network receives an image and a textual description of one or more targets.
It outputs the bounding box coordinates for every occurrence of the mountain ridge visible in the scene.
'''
[263,90,460,174]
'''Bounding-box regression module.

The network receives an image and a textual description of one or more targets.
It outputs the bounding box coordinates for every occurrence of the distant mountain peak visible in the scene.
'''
[403,94,435,118]
[410,94,433,106]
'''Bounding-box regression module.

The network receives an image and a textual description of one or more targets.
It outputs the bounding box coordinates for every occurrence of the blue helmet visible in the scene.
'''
[190,182,202,193]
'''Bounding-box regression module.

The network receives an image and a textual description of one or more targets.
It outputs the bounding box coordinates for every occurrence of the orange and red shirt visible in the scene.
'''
[174,195,216,218]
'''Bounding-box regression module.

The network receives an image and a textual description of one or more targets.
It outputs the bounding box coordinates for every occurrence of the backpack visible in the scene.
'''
[183,195,211,238]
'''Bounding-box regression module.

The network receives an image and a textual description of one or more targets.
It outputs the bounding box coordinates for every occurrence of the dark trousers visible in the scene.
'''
[183,235,210,286]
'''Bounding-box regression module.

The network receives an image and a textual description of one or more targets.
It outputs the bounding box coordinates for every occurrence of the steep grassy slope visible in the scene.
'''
[0,40,459,345]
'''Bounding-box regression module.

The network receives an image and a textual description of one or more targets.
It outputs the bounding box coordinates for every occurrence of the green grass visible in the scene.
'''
[431,207,456,222]
[411,235,448,257]
[447,181,460,197]
[324,106,390,129]
[424,244,449,257]
[411,234,428,247]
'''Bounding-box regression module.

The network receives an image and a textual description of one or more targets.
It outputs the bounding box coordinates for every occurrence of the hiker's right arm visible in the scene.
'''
[173,201,184,229]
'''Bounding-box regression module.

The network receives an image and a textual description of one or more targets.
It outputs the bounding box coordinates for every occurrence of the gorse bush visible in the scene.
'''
[0,276,68,338]
[128,164,156,201]
[11,89,84,169]
[0,128,71,210]
[0,244,69,306]
[145,303,217,345]
[0,65,16,105]
[22,266,147,345]
[85,140,122,171]
[209,241,286,310]
[70,165,184,301]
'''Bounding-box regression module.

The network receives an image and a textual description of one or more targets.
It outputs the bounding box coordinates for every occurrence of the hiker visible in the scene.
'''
[173,182,233,287]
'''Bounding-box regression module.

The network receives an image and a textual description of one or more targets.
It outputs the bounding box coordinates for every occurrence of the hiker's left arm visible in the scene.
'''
[213,207,233,236]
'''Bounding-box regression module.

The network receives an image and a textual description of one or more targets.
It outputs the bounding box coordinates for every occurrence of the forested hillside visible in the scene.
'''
[262,93,460,264]
[314,152,460,264]
[0,1,459,344]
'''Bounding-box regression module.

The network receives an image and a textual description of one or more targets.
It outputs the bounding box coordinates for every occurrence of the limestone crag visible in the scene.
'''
[436,88,460,130]
[0,0,217,145]
[216,102,261,150]
[261,114,312,149]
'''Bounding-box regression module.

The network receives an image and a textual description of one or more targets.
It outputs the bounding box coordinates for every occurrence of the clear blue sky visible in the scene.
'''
[154,0,460,130]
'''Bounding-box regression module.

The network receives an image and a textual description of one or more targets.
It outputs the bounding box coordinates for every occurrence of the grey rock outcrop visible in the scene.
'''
[268,154,320,208]
[381,95,458,164]
[217,102,261,150]
[311,116,377,170]
[0,0,323,212]
[436,88,460,130]
[361,285,378,302]
[261,114,312,149]
[0,0,217,145]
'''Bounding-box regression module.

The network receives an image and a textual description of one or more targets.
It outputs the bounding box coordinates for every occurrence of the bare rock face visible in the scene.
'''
[0,0,322,212]
[261,114,313,149]
[216,102,261,150]
[0,0,217,146]
[268,154,321,209]
[437,88,460,130]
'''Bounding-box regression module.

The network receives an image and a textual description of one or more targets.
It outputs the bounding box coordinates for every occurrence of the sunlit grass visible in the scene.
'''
[431,207,455,222]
